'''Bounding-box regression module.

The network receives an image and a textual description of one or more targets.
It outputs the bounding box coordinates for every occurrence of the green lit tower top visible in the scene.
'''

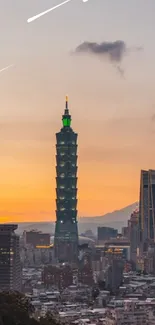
[62,95,71,127]
[54,96,79,264]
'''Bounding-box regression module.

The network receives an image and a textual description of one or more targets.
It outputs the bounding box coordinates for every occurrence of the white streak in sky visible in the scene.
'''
[0,65,14,74]
[27,0,73,23]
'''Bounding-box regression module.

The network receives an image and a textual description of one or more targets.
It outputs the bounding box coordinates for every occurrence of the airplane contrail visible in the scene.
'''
[0,64,14,74]
[27,0,73,23]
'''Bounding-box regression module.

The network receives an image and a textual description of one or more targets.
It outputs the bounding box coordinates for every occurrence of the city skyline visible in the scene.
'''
[1,0,155,222]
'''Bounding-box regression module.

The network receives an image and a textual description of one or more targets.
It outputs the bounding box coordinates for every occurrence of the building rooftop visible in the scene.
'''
[0,224,18,232]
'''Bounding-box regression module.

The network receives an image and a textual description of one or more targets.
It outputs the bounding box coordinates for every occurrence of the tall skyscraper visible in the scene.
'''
[0,224,21,291]
[128,208,139,268]
[54,96,78,263]
[139,169,155,249]
[139,170,149,246]
[148,170,155,241]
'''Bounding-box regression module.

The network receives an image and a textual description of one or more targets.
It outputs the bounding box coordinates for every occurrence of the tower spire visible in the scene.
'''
[65,95,69,114]
[62,95,71,127]
[66,95,68,108]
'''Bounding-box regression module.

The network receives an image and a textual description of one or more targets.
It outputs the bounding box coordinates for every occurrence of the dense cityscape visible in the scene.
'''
[1,97,155,325]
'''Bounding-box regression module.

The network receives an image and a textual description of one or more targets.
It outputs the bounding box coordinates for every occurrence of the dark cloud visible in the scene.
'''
[74,40,143,78]
[75,40,126,62]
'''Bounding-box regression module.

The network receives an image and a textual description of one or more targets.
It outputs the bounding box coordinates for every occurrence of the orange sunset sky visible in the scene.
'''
[0,0,155,222]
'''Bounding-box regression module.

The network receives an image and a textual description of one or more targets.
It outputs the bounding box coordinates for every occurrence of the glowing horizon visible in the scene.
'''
[1,0,154,223]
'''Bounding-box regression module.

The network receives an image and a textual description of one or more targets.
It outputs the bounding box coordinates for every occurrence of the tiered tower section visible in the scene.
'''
[54,96,78,263]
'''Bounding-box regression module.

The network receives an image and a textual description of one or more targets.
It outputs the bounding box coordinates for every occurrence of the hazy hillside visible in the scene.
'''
[15,202,138,235]
[79,202,138,223]
[79,202,138,233]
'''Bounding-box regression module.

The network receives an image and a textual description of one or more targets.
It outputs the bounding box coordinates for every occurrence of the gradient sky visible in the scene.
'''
[1,0,155,222]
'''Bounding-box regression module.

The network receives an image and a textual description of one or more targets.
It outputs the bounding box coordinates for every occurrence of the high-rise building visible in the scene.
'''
[148,170,155,241]
[139,169,155,249]
[103,259,124,294]
[54,96,78,263]
[0,224,21,291]
[128,208,139,268]
[97,227,118,244]
[122,226,129,239]
[139,170,149,246]
[23,230,50,248]
[78,248,94,286]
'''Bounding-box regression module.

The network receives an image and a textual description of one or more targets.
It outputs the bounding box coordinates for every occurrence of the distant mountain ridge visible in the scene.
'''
[15,202,138,235]
[79,202,138,223]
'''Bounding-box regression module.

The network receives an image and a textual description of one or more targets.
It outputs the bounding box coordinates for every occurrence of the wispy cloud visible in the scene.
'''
[75,40,126,62]
[74,40,142,78]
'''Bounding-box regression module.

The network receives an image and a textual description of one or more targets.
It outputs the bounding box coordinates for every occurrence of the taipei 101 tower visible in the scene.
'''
[54,96,79,263]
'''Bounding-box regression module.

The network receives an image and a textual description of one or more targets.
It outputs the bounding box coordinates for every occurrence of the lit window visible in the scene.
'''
[60,186,64,189]
[60,197,65,200]
[60,207,65,211]
[60,174,65,178]
[60,162,65,167]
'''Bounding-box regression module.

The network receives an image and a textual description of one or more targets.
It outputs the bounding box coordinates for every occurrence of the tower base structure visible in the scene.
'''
[54,220,78,263]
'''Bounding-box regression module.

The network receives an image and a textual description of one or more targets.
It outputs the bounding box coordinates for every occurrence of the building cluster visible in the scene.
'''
[20,230,53,267]
[1,98,155,324]
[22,273,155,325]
